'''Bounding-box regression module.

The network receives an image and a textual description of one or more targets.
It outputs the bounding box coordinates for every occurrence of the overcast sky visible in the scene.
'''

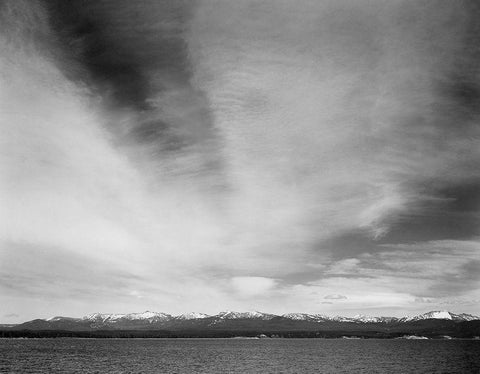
[1,0,480,323]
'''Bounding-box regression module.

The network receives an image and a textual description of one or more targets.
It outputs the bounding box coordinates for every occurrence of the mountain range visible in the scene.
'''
[2,310,480,339]
[22,309,480,325]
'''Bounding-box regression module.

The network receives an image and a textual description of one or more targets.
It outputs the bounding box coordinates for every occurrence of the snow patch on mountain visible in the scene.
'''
[282,313,329,322]
[216,311,275,320]
[83,311,171,323]
[282,313,312,320]
[413,311,453,321]
[83,313,126,322]
[46,316,80,322]
[401,310,460,322]
[176,312,210,320]
[124,311,171,321]
[455,313,479,321]
[352,315,381,323]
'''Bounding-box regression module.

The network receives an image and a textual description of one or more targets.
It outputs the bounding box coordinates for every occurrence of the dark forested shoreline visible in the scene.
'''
[2,322,480,340]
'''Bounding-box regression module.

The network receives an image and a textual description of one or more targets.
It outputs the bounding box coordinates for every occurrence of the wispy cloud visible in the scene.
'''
[3,313,19,318]
[270,240,480,315]
[188,0,480,252]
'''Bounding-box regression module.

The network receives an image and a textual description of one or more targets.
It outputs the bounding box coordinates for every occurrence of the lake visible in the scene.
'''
[1,338,479,373]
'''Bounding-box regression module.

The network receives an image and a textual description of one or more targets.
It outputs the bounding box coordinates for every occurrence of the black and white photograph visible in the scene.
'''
[1,0,480,372]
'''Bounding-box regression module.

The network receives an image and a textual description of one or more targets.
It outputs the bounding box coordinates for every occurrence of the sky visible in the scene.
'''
[1,0,480,323]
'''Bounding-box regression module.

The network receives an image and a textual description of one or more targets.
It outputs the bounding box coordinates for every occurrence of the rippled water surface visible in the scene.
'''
[1,338,480,373]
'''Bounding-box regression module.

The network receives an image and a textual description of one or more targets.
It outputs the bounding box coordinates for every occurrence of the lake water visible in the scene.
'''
[1,338,479,373]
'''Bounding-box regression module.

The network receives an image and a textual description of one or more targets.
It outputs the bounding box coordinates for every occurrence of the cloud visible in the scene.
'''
[268,239,480,315]
[230,277,278,297]
[188,0,480,249]
[373,240,480,298]
[4,313,19,318]
[1,0,480,318]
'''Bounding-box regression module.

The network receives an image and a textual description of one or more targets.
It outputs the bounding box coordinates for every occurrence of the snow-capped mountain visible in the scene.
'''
[216,311,276,320]
[279,314,397,323]
[46,316,81,322]
[77,310,479,324]
[5,309,480,339]
[278,313,391,323]
[175,312,210,320]
[399,310,480,322]
[347,315,399,323]
[454,313,480,321]
[11,310,479,333]
[349,315,382,323]
[84,311,172,325]
[280,311,480,323]
[282,313,329,322]
[124,311,172,321]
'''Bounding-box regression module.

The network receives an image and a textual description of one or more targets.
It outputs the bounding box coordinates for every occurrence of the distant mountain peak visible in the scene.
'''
[281,313,329,322]
[401,310,480,322]
[83,311,172,323]
[124,311,171,320]
[46,316,80,322]
[216,311,275,320]
[176,312,209,320]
